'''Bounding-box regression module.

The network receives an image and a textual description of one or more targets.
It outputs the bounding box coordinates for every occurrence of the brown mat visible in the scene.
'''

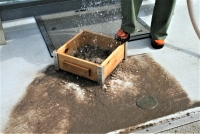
[4,54,199,133]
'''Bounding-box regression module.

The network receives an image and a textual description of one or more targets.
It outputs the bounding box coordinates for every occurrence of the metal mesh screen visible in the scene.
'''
[36,4,149,50]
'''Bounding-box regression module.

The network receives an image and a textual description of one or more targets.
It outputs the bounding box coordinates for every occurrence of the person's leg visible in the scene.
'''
[115,0,143,42]
[151,0,177,40]
[121,0,143,33]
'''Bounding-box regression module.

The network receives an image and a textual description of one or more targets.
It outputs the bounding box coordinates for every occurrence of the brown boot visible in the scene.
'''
[115,29,130,42]
[151,40,165,49]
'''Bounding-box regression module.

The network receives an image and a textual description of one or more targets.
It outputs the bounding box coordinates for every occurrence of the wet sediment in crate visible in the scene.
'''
[4,54,200,133]
[71,44,112,64]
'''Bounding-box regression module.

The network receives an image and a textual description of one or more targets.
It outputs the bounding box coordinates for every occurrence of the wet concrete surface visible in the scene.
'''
[3,54,200,133]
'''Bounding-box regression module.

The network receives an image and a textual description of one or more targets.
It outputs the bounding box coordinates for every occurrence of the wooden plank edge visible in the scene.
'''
[63,60,90,77]
[102,44,125,79]
[57,30,85,53]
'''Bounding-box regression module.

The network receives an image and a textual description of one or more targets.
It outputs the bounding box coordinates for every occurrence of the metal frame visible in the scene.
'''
[108,108,200,133]
[128,18,151,42]
[97,66,104,85]
[137,17,150,31]
[124,42,128,60]
[53,50,59,70]
[133,112,200,133]
[0,18,6,45]
[35,16,55,57]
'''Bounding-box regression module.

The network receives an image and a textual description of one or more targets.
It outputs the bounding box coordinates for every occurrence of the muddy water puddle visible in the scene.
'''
[4,54,200,133]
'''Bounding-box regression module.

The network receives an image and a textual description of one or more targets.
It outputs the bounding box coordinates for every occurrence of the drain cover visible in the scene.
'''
[136,96,158,110]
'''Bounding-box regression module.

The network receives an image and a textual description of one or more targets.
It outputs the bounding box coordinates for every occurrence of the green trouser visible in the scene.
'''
[121,0,176,40]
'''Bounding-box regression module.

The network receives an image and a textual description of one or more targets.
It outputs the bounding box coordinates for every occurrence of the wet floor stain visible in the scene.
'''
[4,54,200,133]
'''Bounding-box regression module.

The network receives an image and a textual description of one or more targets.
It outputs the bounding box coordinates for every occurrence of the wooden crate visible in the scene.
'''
[53,30,126,84]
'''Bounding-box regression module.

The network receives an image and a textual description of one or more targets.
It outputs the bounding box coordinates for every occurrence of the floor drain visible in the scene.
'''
[136,95,158,110]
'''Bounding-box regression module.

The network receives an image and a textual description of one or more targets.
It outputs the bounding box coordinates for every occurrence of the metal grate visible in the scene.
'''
[160,120,200,133]
[36,4,150,56]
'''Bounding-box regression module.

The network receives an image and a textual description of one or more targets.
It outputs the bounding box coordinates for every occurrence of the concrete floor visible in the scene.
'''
[128,0,200,102]
[0,18,54,131]
[0,0,199,132]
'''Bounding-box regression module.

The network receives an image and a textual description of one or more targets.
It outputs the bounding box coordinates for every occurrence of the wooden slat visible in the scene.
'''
[102,44,125,79]
[57,53,98,81]
[63,60,90,77]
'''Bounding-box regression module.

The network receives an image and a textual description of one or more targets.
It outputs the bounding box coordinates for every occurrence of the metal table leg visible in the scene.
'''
[0,18,6,45]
